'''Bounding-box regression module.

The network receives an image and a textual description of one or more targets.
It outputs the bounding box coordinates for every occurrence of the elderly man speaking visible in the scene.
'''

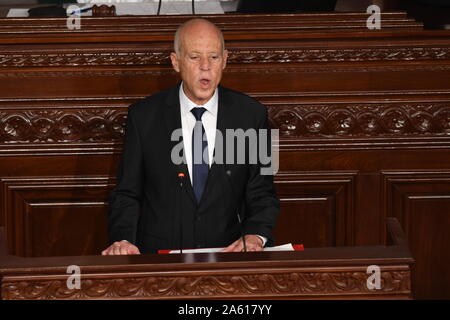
[102,18,279,255]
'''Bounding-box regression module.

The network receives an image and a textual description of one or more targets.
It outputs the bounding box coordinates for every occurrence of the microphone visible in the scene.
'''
[177,172,185,254]
[225,169,247,252]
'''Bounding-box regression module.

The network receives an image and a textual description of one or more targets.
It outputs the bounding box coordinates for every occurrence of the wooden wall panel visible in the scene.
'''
[27,204,107,257]
[276,198,334,247]
[1,176,113,257]
[2,64,450,100]
[275,172,356,247]
[383,172,450,299]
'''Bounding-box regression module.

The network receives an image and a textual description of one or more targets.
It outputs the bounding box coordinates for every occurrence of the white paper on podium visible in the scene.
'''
[262,243,296,252]
[165,243,295,254]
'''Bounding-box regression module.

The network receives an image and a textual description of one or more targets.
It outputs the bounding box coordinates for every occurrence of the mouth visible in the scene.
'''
[199,78,211,87]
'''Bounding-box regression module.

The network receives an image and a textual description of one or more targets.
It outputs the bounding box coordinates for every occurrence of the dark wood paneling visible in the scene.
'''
[1,176,113,256]
[383,171,450,299]
[27,204,107,257]
[408,198,450,299]
[275,172,356,247]
[276,198,334,247]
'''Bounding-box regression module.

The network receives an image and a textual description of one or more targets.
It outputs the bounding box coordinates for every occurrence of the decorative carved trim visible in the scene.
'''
[227,48,450,64]
[0,103,449,145]
[1,47,449,68]
[1,270,411,299]
[0,109,127,143]
[0,70,174,78]
[268,103,450,137]
[0,52,170,68]
[228,65,450,73]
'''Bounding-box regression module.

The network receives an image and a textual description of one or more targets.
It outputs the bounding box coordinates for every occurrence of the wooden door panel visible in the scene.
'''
[1,176,113,257]
[383,171,450,299]
[274,172,356,247]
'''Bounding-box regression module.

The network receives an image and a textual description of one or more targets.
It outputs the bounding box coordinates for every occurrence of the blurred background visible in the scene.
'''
[0,0,449,29]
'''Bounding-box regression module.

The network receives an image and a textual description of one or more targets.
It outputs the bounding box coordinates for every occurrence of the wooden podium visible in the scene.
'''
[0,218,414,300]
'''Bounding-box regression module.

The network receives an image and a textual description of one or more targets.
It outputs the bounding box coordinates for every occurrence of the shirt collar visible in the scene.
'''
[179,82,218,118]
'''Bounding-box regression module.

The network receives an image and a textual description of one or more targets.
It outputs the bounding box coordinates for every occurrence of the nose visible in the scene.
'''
[199,56,211,71]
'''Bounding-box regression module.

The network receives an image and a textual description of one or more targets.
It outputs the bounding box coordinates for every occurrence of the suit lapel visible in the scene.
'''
[163,84,197,204]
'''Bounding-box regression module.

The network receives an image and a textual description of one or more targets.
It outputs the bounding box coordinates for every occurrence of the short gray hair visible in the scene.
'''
[174,18,225,55]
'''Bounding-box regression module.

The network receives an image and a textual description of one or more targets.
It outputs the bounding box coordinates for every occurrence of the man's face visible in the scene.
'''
[170,23,228,105]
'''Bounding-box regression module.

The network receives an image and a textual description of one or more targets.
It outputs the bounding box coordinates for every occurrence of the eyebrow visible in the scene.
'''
[188,50,221,53]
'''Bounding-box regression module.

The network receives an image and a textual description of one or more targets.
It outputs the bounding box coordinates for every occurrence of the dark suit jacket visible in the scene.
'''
[108,84,279,254]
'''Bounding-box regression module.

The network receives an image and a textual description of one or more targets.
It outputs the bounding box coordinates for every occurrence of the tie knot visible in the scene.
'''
[191,107,207,121]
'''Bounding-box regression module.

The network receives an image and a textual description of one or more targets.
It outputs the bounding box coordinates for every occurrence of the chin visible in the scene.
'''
[195,90,214,102]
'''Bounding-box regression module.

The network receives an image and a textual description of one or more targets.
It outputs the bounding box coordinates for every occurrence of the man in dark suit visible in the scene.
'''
[102,18,279,255]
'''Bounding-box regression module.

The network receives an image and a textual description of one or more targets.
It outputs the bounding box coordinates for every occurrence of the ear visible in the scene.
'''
[222,49,228,70]
[170,52,180,73]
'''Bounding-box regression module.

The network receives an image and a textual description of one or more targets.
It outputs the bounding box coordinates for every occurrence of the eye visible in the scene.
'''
[190,56,199,60]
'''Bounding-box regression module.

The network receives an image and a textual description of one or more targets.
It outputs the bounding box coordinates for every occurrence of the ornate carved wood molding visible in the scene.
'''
[227,47,450,64]
[268,102,450,137]
[1,268,411,299]
[1,47,450,69]
[0,102,448,148]
[0,109,126,144]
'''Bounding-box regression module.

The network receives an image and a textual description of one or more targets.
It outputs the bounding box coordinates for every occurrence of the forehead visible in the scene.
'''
[180,26,222,52]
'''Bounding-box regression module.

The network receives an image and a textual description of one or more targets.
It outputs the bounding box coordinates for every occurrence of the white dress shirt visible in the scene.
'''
[179,83,218,185]
[178,84,267,247]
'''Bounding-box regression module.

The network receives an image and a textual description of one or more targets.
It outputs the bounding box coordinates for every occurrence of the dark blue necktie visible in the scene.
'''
[191,107,209,203]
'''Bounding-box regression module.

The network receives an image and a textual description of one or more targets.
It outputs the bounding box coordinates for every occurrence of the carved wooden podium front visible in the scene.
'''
[0,219,414,299]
